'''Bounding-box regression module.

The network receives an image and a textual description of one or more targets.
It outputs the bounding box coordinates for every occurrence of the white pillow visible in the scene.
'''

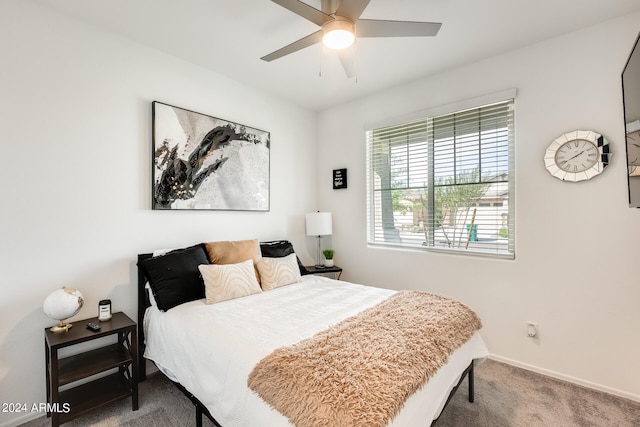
[199,259,262,304]
[256,253,302,291]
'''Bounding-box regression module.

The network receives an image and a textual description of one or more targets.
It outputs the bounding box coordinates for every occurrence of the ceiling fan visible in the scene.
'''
[261,0,442,77]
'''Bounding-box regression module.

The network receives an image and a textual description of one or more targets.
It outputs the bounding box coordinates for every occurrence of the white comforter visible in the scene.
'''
[144,275,489,426]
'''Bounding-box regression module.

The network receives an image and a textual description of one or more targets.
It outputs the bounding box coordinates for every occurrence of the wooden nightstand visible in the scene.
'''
[304,265,343,280]
[44,311,138,426]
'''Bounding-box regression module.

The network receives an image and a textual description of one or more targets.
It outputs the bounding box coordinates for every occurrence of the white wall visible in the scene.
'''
[318,12,640,400]
[0,2,318,426]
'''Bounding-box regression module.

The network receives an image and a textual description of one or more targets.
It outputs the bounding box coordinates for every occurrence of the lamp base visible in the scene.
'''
[50,321,72,333]
[314,264,326,269]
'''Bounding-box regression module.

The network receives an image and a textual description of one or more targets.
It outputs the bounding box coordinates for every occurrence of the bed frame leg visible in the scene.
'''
[429,361,475,426]
[196,404,203,427]
[468,362,474,403]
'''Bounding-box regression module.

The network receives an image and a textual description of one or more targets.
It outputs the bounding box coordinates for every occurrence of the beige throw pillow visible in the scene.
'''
[199,260,262,304]
[256,253,302,291]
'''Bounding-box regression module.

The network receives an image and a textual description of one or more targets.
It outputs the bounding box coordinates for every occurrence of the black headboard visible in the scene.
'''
[137,253,153,382]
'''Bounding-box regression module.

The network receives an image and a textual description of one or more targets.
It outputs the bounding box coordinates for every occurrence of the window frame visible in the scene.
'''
[365,90,516,259]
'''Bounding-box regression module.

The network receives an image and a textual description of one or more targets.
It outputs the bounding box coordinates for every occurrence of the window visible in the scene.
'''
[366,97,515,258]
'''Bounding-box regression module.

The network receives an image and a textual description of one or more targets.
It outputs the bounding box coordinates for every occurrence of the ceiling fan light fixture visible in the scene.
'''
[322,18,355,50]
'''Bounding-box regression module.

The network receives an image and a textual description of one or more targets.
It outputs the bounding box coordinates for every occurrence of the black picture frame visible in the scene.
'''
[333,168,347,189]
[152,102,270,211]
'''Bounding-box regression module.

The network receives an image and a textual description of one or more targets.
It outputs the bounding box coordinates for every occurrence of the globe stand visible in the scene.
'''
[50,319,73,333]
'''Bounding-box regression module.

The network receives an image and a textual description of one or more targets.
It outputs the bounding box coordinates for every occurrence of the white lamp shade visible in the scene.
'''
[306,212,332,236]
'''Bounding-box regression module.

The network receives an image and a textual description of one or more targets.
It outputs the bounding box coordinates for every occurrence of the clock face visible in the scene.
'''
[544,130,610,182]
[554,139,599,173]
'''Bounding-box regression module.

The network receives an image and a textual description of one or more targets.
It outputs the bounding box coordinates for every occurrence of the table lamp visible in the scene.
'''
[306,212,332,268]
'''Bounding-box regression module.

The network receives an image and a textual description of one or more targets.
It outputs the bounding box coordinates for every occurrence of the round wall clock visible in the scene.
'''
[544,130,611,182]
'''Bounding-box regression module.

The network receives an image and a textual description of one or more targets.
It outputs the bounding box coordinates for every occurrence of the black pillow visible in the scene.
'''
[137,244,209,311]
[260,240,309,275]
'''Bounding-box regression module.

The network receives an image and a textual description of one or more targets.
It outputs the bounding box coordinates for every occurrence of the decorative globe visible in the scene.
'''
[43,287,84,332]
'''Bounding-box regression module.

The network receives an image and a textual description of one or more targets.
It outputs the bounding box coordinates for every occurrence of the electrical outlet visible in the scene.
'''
[527,322,538,338]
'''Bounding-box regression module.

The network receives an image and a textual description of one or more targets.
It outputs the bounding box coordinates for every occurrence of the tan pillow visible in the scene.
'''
[199,260,262,304]
[204,239,262,281]
[204,239,261,264]
[256,253,302,291]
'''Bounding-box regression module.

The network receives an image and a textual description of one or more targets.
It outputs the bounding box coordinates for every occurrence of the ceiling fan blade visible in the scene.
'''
[335,0,371,22]
[270,0,333,26]
[357,19,442,38]
[337,47,357,78]
[261,31,323,62]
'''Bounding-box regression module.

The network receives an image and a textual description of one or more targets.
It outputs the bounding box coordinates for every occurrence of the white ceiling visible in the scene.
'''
[36,0,640,111]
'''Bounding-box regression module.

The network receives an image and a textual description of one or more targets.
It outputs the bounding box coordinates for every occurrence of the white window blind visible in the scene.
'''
[366,99,515,258]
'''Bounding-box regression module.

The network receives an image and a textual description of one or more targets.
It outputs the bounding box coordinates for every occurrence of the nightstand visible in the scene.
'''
[304,265,343,280]
[44,312,138,426]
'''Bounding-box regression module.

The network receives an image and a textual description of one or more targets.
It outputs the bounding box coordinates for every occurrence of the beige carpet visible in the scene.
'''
[436,360,640,426]
[20,359,640,427]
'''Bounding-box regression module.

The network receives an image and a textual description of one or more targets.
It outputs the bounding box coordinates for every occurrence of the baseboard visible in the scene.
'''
[0,411,44,427]
[489,354,640,403]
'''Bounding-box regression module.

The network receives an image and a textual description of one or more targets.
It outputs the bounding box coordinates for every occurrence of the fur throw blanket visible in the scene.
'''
[247,290,482,427]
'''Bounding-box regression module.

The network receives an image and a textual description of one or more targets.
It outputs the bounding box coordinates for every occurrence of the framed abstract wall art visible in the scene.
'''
[152,102,270,211]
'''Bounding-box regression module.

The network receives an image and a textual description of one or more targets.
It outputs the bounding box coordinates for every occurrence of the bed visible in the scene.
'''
[136,240,489,427]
